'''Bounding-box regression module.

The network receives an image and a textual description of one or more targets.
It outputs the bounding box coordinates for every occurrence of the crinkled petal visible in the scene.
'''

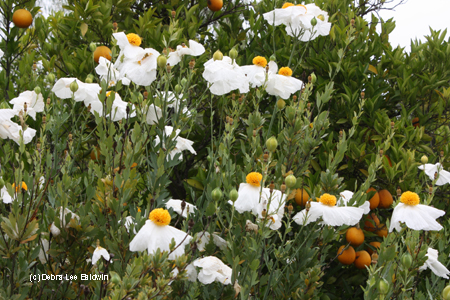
[165,199,196,218]
[232,183,261,213]
[389,203,445,232]
[320,205,364,226]
[1,186,13,204]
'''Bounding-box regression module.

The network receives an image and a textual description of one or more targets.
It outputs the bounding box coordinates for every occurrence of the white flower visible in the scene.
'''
[118,216,137,234]
[171,264,198,283]
[154,126,197,160]
[165,199,196,218]
[38,239,50,264]
[167,40,205,66]
[113,32,160,86]
[202,56,250,95]
[0,185,12,204]
[338,190,370,214]
[193,256,232,285]
[52,78,102,114]
[197,231,227,251]
[263,4,331,41]
[105,92,136,121]
[0,108,36,145]
[95,57,130,86]
[50,207,80,237]
[293,193,365,226]
[389,191,445,232]
[0,49,3,59]
[255,61,303,99]
[92,246,110,265]
[9,91,45,120]
[419,247,450,279]
[418,163,450,186]
[129,208,192,260]
[146,104,163,125]
[156,91,190,115]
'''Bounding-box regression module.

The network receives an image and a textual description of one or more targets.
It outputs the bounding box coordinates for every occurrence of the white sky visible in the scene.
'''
[376,0,450,52]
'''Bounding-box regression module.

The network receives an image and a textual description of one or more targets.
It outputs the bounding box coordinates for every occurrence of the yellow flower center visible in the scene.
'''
[318,193,337,206]
[12,182,27,192]
[106,91,112,97]
[282,2,294,8]
[400,191,420,206]
[149,208,171,226]
[126,33,142,47]
[278,67,293,77]
[252,56,267,68]
[317,14,325,21]
[246,172,263,187]
[137,207,141,212]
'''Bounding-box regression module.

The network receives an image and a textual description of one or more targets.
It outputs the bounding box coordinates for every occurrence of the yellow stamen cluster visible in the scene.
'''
[282,2,294,8]
[252,56,268,68]
[246,172,263,187]
[400,191,420,206]
[12,182,27,192]
[318,193,337,206]
[278,67,293,77]
[149,208,171,226]
[106,91,112,97]
[127,33,142,46]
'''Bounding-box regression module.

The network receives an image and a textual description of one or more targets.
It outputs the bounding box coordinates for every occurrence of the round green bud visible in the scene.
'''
[277,99,286,110]
[34,86,41,94]
[175,84,182,94]
[378,279,389,295]
[229,189,239,202]
[213,50,223,61]
[269,54,276,62]
[266,136,278,152]
[87,74,94,81]
[310,72,317,84]
[421,155,428,164]
[85,77,93,83]
[211,188,223,201]
[443,285,450,300]
[229,48,238,60]
[180,78,187,86]
[310,17,317,26]
[157,55,167,69]
[89,42,97,52]
[69,80,78,93]
[110,273,120,285]
[401,253,412,269]
[47,73,55,82]
[285,175,297,189]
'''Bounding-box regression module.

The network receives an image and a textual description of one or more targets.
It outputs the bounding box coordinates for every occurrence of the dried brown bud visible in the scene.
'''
[440,150,444,157]
[350,19,355,27]
[37,142,41,150]
[269,181,275,193]
[292,95,297,101]
[181,200,186,211]
[23,102,28,113]
[339,130,343,138]
[226,116,230,123]
[113,22,118,30]
[68,133,73,142]
[265,65,269,72]
[379,149,384,157]
[42,115,46,124]
[434,172,438,179]
[162,48,167,55]
[171,10,176,18]
[263,152,269,162]
[396,187,401,197]
[261,209,267,218]
[166,64,172,73]
[371,253,379,264]
[281,183,286,193]
[229,118,233,125]
[360,91,365,99]
[47,98,51,105]
[307,103,311,110]
[189,59,195,69]
[143,91,148,99]
[308,75,312,83]
[429,187,433,195]
[232,93,236,100]
[287,203,293,213]
[33,63,37,71]
[188,218,194,230]
[253,129,257,137]
[305,201,311,211]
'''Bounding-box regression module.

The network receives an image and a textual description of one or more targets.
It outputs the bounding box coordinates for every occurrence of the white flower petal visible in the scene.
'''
[92,246,110,265]
[389,203,445,232]
[165,199,196,218]
[193,256,232,285]
[420,247,450,279]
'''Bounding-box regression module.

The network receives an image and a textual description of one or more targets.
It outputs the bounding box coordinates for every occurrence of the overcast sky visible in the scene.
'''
[36,0,449,53]
[377,0,449,52]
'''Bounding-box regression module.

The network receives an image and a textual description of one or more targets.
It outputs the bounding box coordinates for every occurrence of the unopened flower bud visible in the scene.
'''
[143,91,148,99]
[34,86,41,94]
[211,188,223,201]
[68,133,73,142]
[47,73,55,82]
[310,17,317,26]
[310,73,317,83]
[89,42,97,52]
[263,152,269,162]
[261,209,267,218]
[269,181,275,193]
[229,48,238,60]
[390,121,395,129]
[307,103,311,110]
[180,78,187,86]
[229,189,239,202]
[36,142,41,150]
[360,91,365,99]
[378,279,389,295]
[339,130,343,138]
[166,64,172,73]
[421,155,428,164]
[213,50,223,61]
[401,253,412,269]
[280,183,286,193]
[33,63,37,71]
[277,99,286,110]
[70,80,79,93]
[292,95,297,102]
[23,102,28,112]
[85,77,93,83]
[442,285,450,300]
[440,150,444,157]
[350,18,355,26]
[379,149,383,157]
[371,253,379,264]
[429,186,433,195]
[266,136,278,152]
[157,55,167,69]
[285,175,297,189]
[113,22,118,30]
[175,84,182,94]
[171,10,176,18]
[396,187,401,197]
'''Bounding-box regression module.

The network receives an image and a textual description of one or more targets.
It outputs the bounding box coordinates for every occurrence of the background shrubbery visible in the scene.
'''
[1,0,450,299]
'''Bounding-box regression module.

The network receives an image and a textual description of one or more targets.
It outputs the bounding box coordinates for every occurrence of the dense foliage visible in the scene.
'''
[1,0,450,299]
